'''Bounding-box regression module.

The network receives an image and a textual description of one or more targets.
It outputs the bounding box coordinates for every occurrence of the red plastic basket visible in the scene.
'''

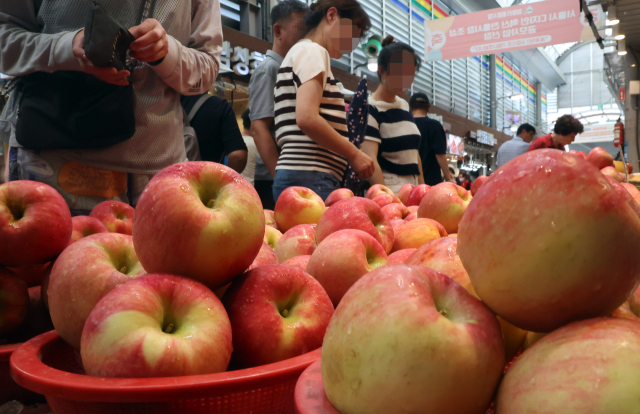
[1,342,44,405]
[11,331,321,414]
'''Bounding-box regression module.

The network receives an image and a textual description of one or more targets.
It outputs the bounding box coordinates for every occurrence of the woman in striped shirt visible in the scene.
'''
[361,36,425,194]
[272,0,375,201]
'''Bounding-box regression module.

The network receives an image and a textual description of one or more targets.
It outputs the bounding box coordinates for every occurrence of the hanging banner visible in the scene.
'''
[425,0,604,62]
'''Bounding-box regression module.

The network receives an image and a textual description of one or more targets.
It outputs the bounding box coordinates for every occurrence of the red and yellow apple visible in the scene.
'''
[274,187,325,232]
[392,218,446,252]
[325,189,354,207]
[132,162,264,289]
[371,193,402,208]
[381,203,409,222]
[322,264,505,414]
[282,255,311,272]
[0,267,29,337]
[365,184,393,200]
[247,241,279,271]
[81,274,232,378]
[264,225,283,249]
[264,209,277,228]
[417,182,472,234]
[223,264,333,368]
[390,219,406,228]
[470,176,488,196]
[458,150,640,332]
[587,146,614,169]
[69,216,109,245]
[6,285,55,343]
[274,224,317,263]
[405,184,431,206]
[90,200,135,235]
[621,183,640,206]
[602,166,623,182]
[307,229,387,306]
[568,150,587,160]
[386,249,416,264]
[0,180,72,267]
[397,184,415,205]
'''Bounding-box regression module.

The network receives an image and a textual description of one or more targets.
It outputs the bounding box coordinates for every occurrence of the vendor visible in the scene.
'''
[528,115,583,152]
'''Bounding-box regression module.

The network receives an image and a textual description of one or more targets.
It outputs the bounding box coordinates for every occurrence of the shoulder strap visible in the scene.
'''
[138,0,156,25]
[188,94,213,122]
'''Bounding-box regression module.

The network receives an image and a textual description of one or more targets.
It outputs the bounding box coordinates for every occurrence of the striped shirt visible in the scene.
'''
[365,97,421,176]
[274,39,349,180]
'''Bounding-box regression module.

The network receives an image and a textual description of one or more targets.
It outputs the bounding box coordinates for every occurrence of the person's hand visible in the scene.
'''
[129,19,169,63]
[72,30,130,85]
[448,177,457,184]
[349,150,375,179]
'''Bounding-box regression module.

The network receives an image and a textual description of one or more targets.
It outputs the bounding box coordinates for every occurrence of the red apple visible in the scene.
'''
[621,183,640,206]
[264,209,277,228]
[132,162,265,289]
[223,264,333,368]
[371,193,402,208]
[0,180,72,267]
[365,184,393,200]
[602,166,624,182]
[282,255,311,272]
[6,285,55,343]
[247,241,279,271]
[264,225,283,249]
[496,318,640,413]
[397,184,415,205]
[40,262,54,311]
[387,249,416,264]
[381,203,409,221]
[568,150,587,160]
[307,229,387,306]
[405,184,431,207]
[90,200,135,235]
[0,267,29,338]
[587,147,614,169]
[81,274,232,378]
[316,198,395,254]
[458,150,640,332]
[471,176,488,196]
[628,163,634,174]
[322,264,505,414]
[390,219,406,228]
[8,262,51,287]
[274,187,326,233]
[274,224,317,263]
[325,189,354,207]
[48,233,146,350]
[69,216,109,245]
[417,182,472,234]
[392,218,446,252]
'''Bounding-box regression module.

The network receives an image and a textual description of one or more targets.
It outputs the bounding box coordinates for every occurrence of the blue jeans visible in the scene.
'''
[272,170,341,202]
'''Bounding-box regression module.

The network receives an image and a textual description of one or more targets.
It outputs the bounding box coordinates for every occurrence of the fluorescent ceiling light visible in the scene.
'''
[367,57,378,72]
[509,93,524,101]
[615,34,626,40]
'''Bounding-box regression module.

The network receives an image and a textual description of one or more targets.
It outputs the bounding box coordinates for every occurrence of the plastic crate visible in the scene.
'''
[1,342,44,405]
[11,331,320,414]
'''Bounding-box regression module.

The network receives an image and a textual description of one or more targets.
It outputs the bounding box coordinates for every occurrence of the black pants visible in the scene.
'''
[255,179,275,210]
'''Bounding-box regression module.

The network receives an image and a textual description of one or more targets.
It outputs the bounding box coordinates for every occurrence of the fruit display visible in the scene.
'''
[89,200,135,235]
[274,224,317,263]
[417,181,472,234]
[325,188,354,207]
[274,186,326,232]
[68,216,109,245]
[392,218,446,251]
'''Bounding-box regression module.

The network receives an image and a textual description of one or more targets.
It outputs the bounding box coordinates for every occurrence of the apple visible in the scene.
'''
[568,150,587,160]
[316,198,394,254]
[458,149,640,332]
[365,184,393,200]
[307,229,387,306]
[274,187,326,233]
[223,264,333,368]
[630,285,640,317]
[417,182,472,234]
[405,184,431,207]
[81,274,232,377]
[405,212,417,221]
[274,224,317,263]
[628,163,634,174]
[392,218,446,252]
[69,216,109,245]
[48,233,146,350]
[0,267,29,337]
[381,203,409,221]
[495,318,640,413]
[8,262,50,287]
[282,255,311,272]
[587,146,614,169]
[6,285,55,343]
[371,193,402,208]
[247,241,279,271]
[621,183,640,206]
[397,184,415,205]
[322,264,505,414]
[470,176,488,197]
[390,219,406,228]
[602,166,624,182]
[264,225,283,249]
[132,162,264,289]
[325,189,354,207]
[264,209,277,228]
[407,206,419,214]
[90,200,135,235]
[611,300,639,320]
[0,180,72,267]
[386,249,416,264]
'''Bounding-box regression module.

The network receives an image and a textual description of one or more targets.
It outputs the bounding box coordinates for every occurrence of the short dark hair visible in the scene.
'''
[271,0,309,27]
[554,115,584,136]
[409,92,430,111]
[449,166,455,175]
[304,0,372,39]
[377,35,422,77]
[516,123,536,136]
[241,109,251,130]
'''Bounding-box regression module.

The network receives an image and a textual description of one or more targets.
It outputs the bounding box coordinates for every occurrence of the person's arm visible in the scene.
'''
[430,122,453,182]
[227,149,248,173]
[296,73,374,179]
[436,154,453,182]
[361,141,385,186]
[131,0,223,95]
[249,70,279,177]
[417,155,425,184]
[250,118,278,178]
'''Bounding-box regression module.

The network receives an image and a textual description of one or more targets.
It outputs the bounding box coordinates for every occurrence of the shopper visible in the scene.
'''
[240,109,258,185]
[0,1,223,215]
[410,93,454,185]
[180,94,248,173]
[361,36,425,194]
[272,0,375,201]
[528,115,583,152]
[459,171,471,191]
[449,166,460,185]
[249,0,308,210]
[496,123,536,167]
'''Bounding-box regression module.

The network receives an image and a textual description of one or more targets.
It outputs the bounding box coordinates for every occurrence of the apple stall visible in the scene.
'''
[2,147,640,414]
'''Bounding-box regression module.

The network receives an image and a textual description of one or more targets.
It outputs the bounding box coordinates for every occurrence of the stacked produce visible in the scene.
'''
[2,146,640,414]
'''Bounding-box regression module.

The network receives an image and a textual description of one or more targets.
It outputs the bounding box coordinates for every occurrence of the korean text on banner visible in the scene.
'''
[425,0,604,62]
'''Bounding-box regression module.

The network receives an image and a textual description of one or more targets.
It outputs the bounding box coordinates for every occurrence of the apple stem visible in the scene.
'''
[164,323,174,334]
[282,309,289,318]
[120,266,127,274]
[206,199,216,209]
[439,309,448,316]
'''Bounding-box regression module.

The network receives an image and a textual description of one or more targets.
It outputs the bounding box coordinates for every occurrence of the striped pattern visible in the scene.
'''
[497,55,537,103]
[411,0,448,19]
[274,40,349,179]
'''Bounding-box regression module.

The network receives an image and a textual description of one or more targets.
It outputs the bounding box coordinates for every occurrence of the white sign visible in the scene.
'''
[477,130,496,146]
[220,41,266,76]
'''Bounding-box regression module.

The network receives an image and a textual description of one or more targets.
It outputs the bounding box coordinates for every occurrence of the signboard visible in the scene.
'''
[619,87,626,102]
[477,130,496,146]
[447,135,465,156]
[220,41,266,76]
[425,0,604,62]
[575,124,614,143]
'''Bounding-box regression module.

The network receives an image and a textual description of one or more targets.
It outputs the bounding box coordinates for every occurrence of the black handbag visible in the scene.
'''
[15,0,154,151]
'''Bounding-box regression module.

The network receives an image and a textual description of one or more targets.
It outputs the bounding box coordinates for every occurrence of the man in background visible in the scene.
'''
[496,123,536,167]
[528,115,583,152]
[410,93,454,185]
[249,0,308,210]
[240,109,258,185]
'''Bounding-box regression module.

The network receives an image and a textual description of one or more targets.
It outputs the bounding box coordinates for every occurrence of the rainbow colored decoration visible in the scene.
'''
[542,95,547,106]
[411,0,449,19]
